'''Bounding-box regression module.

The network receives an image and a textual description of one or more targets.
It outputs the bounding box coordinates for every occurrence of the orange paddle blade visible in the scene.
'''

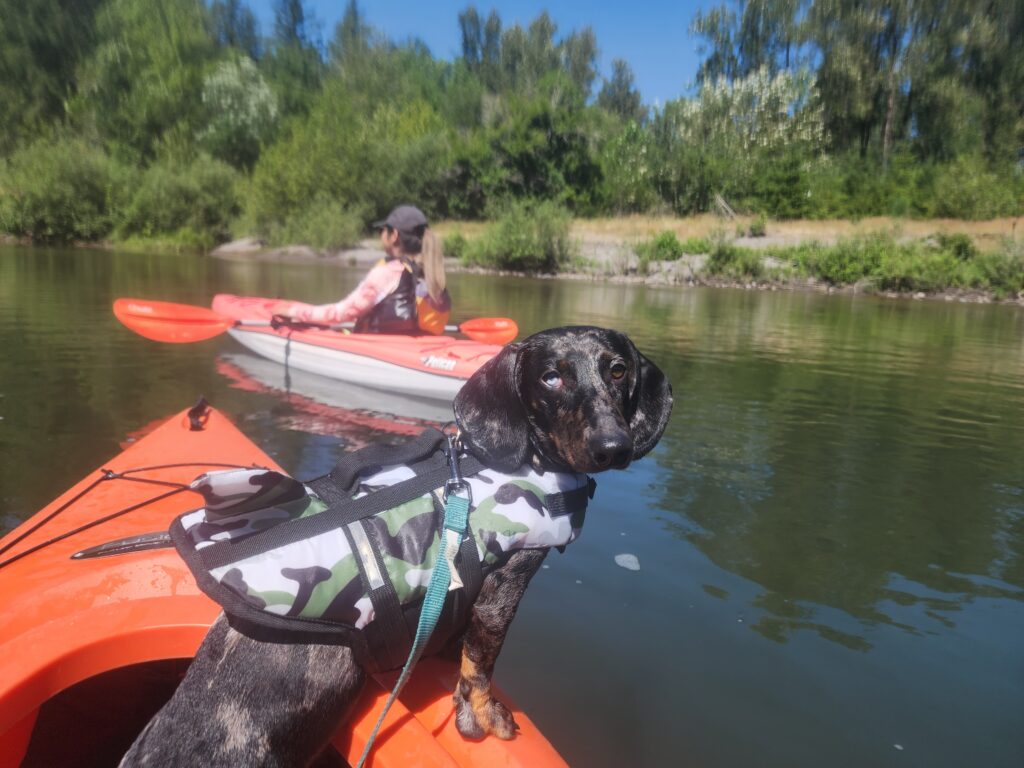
[113,299,234,343]
[459,317,518,345]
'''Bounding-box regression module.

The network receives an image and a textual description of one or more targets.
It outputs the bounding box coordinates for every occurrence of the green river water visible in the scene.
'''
[1,245,1022,767]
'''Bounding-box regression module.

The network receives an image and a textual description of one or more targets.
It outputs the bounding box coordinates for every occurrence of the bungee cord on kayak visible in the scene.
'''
[0,461,261,571]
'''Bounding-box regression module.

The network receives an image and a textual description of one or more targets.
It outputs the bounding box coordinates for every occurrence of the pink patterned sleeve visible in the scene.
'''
[287,261,405,324]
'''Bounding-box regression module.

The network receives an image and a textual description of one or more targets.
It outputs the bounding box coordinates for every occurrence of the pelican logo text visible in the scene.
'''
[421,355,457,371]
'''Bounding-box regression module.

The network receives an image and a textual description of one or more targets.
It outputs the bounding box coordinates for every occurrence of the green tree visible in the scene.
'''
[199,56,278,169]
[693,0,802,83]
[75,0,217,162]
[480,93,602,211]
[561,27,599,97]
[599,121,657,213]
[210,0,260,59]
[953,0,1024,162]
[598,59,645,123]
[0,135,132,241]
[737,0,801,74]
[691,4,740,83]
[330,0,372,66]
[0,0,104,154]
[262,0,324,118]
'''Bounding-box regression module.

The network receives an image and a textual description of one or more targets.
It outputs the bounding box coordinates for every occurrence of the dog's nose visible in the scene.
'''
[588,433,632,470]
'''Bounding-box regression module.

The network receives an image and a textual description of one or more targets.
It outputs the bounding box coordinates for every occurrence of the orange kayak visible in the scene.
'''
[0,402,566,768]
[212,294,502,402]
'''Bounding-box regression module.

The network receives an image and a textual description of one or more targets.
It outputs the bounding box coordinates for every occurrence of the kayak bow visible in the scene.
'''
[0,402,566,768]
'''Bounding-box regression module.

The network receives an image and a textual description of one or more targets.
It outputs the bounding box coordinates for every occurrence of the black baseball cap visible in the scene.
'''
[373,205,428,234]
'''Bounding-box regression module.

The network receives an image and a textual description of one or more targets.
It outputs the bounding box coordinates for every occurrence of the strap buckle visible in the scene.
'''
[442,431,471,507]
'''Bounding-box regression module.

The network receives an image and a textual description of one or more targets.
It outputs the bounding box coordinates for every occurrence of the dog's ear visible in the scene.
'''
[626,341,673,460]
[454,343,530,471]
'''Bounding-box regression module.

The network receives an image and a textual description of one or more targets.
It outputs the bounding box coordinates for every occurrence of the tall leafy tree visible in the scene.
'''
[737,0,801,74]
[691,4,740,83]
[480,10,504,92]
[458,6,484,70]
[956,0,1024,161]
[199,56,278,169]
[330,0,372,67]
[210,0,260,59]
[561,27,599,97]
[0,0,104,154]
[75,0,217,161]
[805,0,898,156]
[262,0,324,118]
[692,0,803,83]
[598,59,645,123]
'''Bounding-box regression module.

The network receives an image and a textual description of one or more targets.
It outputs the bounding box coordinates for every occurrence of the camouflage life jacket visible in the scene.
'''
[170,429,593,672]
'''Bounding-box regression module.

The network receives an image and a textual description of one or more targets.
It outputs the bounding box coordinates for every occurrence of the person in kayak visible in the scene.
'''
[279,205,451,334]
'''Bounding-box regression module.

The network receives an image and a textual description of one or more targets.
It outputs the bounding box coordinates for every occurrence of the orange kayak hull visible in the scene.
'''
[0,405,566,768]
[212,294,502,402]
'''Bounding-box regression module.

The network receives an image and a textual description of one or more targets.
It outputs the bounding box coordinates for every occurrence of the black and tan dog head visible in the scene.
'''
[454,326,673,474]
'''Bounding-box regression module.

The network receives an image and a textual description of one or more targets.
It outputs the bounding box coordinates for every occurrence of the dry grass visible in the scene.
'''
[433,215,1022,257]
[437,214,1021,248]
[431,220,490,238]
[568,214,1021,246]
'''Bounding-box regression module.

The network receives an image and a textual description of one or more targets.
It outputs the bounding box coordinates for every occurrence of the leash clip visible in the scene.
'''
[442,432,471,506]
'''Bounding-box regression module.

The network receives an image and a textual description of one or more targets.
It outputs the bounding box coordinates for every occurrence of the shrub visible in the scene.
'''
[635,230,685,264]
[119,155,240,243]
[964,244,1024,298]
[872,244,960,293]
[931,156,1020,219]
[0,136,132,242]
[463,200,574,272]
[266,197,364,250]
[704,230,762,278]
[680,236,711,253]
[803,153,933,219]
[780,233,1024,296]
[751,151,811,218]
[795,234,889,285]
[705,246,763,278]
[748,214,767,237]
[442,231,468,261]
[935,232,977,261]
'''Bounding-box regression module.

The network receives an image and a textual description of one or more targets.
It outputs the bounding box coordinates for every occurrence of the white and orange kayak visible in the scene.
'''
[212,294,506,403]
[0,402,567,768]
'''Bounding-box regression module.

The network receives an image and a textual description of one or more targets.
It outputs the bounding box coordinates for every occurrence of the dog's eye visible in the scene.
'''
[610,362,627,380]
[541,370,562,389]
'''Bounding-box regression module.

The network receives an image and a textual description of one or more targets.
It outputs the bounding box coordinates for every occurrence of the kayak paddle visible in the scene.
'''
[112,299,519,345]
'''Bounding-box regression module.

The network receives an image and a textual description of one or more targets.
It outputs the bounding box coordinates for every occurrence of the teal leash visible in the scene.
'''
[355,435,471,768]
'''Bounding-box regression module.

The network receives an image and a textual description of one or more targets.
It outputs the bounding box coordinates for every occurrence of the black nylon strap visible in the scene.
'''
[359,518,412,669]
[544,484,591,518]
[456,531,483,602]
[199,454,487,571]
[311,429,447,502]
[200,464,451,570]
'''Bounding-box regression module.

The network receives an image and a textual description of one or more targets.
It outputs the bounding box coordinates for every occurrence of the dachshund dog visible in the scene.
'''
[121,326,672,767]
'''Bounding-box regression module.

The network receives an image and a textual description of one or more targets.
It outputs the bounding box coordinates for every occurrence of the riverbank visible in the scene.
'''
[208,215,1024,306]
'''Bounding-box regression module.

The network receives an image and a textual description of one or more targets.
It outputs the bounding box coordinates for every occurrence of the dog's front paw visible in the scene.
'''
[453,683,519,740]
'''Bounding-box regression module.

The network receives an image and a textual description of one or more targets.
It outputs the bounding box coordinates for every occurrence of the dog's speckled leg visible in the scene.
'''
[453,548,548,740]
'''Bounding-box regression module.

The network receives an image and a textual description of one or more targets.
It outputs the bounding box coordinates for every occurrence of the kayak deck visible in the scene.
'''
[0,404,565,768]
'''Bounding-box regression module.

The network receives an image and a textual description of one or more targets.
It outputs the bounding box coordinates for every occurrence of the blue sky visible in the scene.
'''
[247,1,713,105]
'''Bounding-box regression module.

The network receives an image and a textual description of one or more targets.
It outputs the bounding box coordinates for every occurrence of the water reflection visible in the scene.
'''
[4,245,1024,766]
[646,289,1024,650]
[215,351,448,446]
